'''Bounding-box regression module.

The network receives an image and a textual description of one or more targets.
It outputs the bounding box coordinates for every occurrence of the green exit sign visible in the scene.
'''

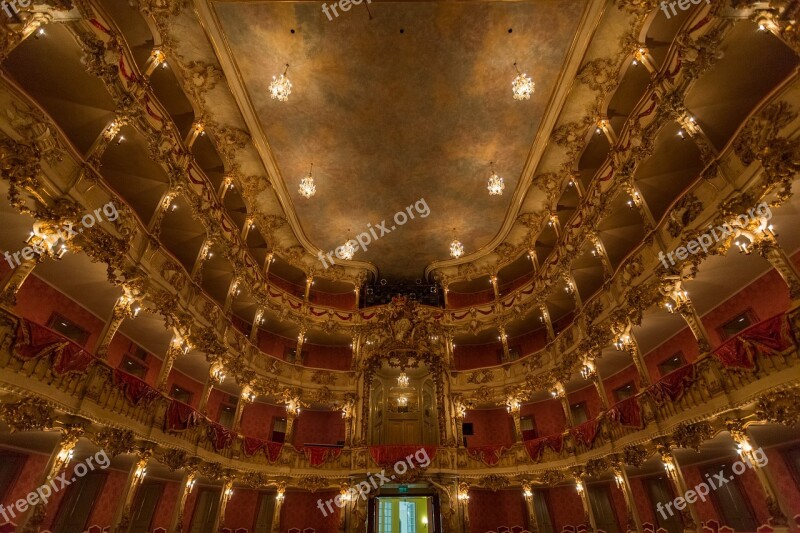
[398,485,409,493]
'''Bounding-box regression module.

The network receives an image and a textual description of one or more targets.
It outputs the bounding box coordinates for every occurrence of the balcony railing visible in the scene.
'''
[0,308,797,474]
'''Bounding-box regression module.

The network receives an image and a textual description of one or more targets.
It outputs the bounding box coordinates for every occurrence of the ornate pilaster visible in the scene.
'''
[169,467,198,533]
[457,482,471,533]
[271,483,286,533]
[727,420,788,527]
[213,476,235,532]
[0,257,39,307]
[233,385,255,432]
[111,451,150,533]
[755,237,800,301]
[572,468,597,532]
[156,334,189,392]
[657,442,699,531]
[95,291,141,357]
[522,483,541,533]
[611,459,642,533]
[662,281,711,353]
[506,397,523,443]
[18,424,84,533]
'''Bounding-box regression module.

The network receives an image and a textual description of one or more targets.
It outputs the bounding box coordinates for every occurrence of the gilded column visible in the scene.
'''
[271,483,286,533]
[110,452,150,532]
[18,425,83,533]
[728,421,788,526]
[573,468,598,532]
[522,484,540,533]
[212,477,235,532]
[95,292,141,357]
[169,467,198,533]
[156,334,189,392]
[657,442,699,531]
[611,460,643,533]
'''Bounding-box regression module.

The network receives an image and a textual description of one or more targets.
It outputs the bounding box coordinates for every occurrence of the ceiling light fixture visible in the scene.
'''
[487,162,505,196]
[298,163,316,199]
[449,228,464,259]
[398,372,409,387]
[269,63,292,102]
[512,62,535,101]
[340,230,356,260]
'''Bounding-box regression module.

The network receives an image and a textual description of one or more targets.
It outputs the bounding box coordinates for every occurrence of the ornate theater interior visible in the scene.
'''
[2,0,800,532]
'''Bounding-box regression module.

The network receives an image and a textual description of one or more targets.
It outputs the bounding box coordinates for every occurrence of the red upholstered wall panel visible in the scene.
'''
[151,480,180,531]
[292,410,345,446]
[642,328,699,382]
[700,268,790,348]
[464,408,514,447]
[454,343,502,370]
[1,450,48,518]
[447,288,494,308]
[565,384,602,421]
[468,489,526,533]
[207,388,235,423]
[240,402,287,441]
[520,399,565,437]
[681,465,721,523]
[14,274,104,350]
[167,369,205,410]
[309,289,356,309]
[603,365,640,406]
[547,485,586,532]
[511,328,548,357]
[304,343,352,371]
[607,483,627,532]
[628,476,657,527]
[181,484,202,529]
[86,469,127,527]
[257,329,295,361]
[224,487,260,531]
[106,334,163,387]
[767,446,800,518]
[282,490,340,533]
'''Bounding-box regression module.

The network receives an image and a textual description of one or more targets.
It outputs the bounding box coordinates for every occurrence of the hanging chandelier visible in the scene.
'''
[487,162,505,196]
[449,228,464,259]
[269,63,292,102]
[511,62,535,101]
[340,231,356,260]
[397,372,409,387]
[298,164,316,199]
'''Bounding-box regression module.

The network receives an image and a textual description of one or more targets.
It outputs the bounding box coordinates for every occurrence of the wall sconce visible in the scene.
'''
[614,471,625,489]
[276,490,285,502]
[210,363,226,384]
[242,385,256,403]
[506,398,520,414]
[133,464,147,483]
[225,487,234,497]
[580,361,596,381]
[457,485,470,501]
[186,477,196,494]
[575,479,584,495]
[286,399,301,416]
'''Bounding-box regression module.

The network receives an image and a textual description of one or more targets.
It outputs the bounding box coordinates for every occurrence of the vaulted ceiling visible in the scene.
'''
[210,0,591,279]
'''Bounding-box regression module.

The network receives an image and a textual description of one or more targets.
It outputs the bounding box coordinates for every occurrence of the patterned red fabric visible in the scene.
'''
[112,370,161,406]
[300,446,342,467]
[466,445,510,465]
[12,319,67,359]
[11,319,95,375]
[368,445,437,468]
[524,434,564,461]
[207,422,235,451]
[646,364,697,406]
[606,396,643,428]
[570,419,600,448]
[165,400,200,431]
[242,437,283,462]
[713,314,795,370]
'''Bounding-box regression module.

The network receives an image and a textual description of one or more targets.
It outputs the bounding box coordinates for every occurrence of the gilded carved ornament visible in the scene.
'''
[756,388,800,427]
[0,397,54,432]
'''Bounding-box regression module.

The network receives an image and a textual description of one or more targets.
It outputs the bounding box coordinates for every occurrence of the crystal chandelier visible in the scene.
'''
[511,62,535,101]
[487,162,505,196]
[340,231,356,260]
[269,63,292,102]
[449,228,464,259]
[397,372,409,387]
[298,164,316,199]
